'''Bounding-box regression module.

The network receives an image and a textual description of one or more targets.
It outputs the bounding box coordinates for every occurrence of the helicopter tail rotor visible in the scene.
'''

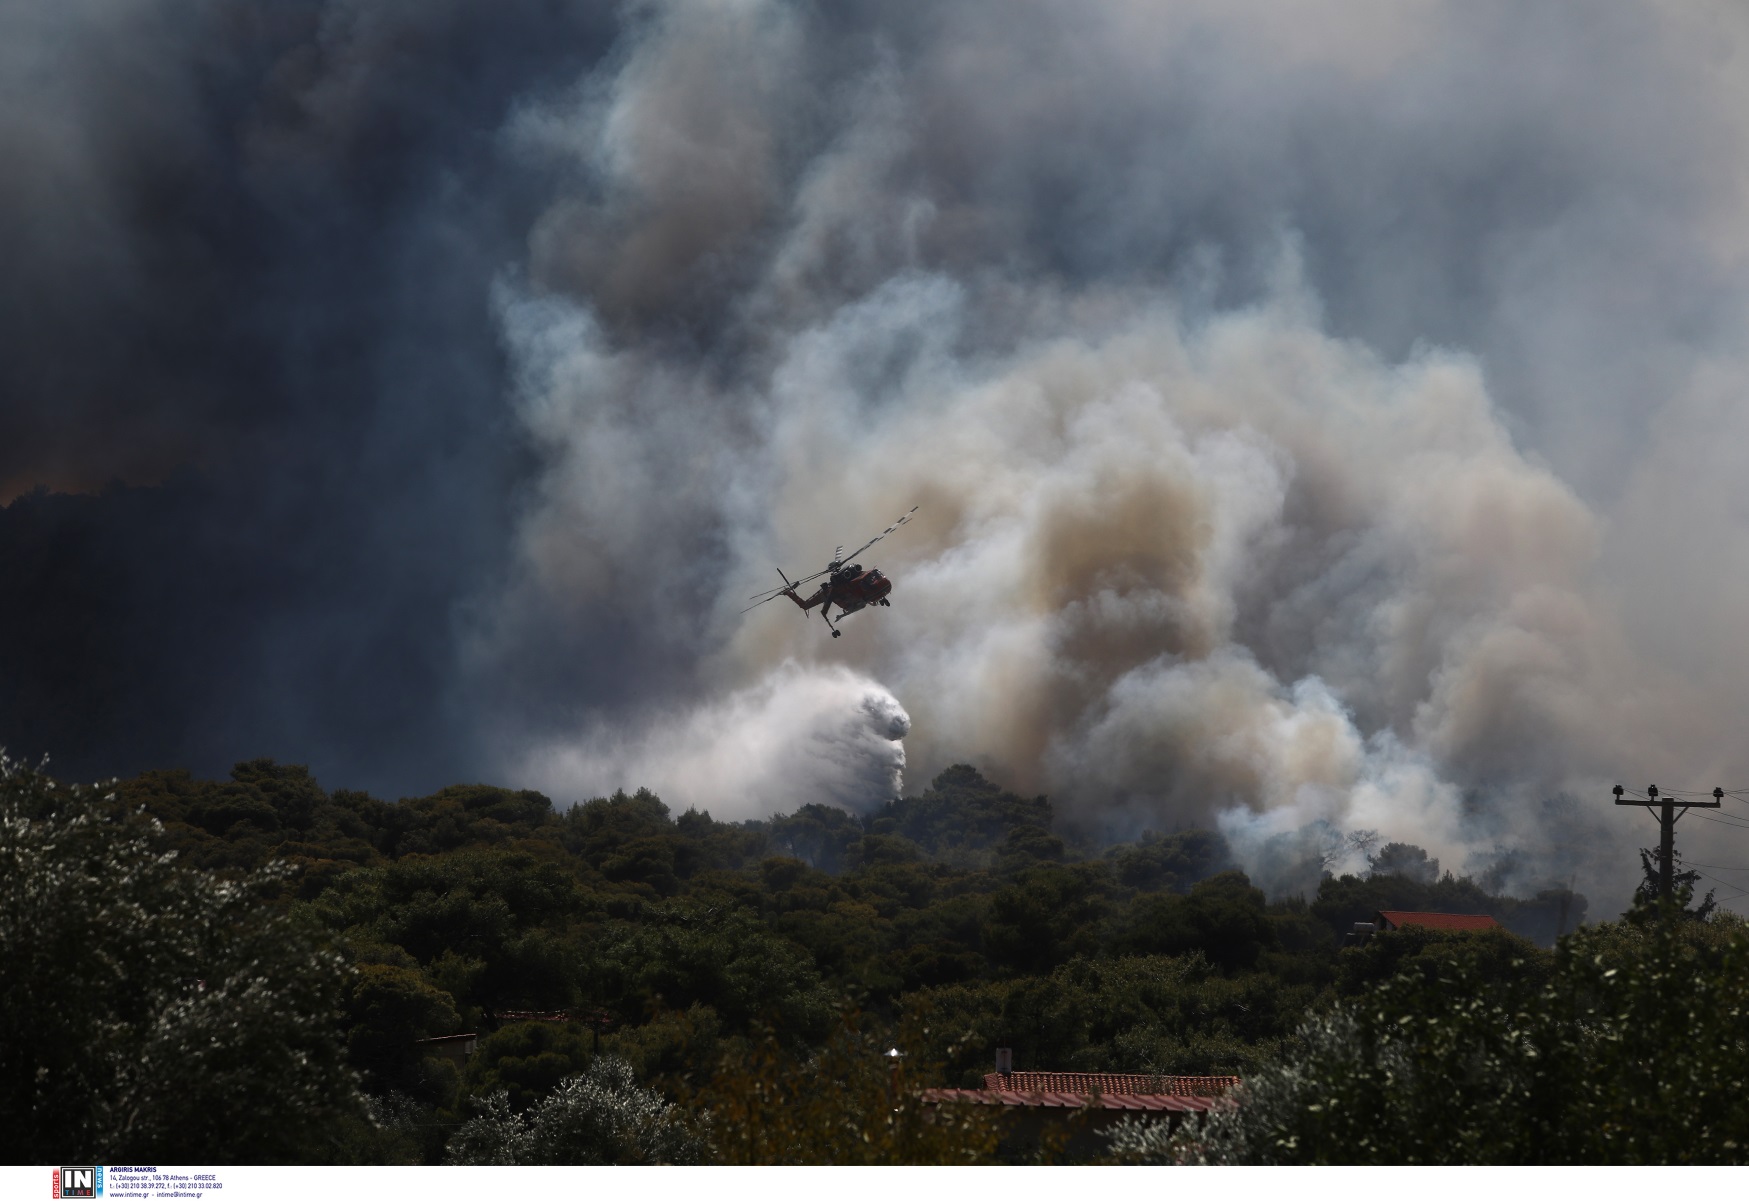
[741,567,804,613]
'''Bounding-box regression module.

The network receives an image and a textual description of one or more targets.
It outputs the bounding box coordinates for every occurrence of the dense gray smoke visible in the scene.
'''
[7,0,1749,910]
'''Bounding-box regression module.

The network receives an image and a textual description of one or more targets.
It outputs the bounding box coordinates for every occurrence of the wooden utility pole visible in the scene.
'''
[1612,784,1722,904]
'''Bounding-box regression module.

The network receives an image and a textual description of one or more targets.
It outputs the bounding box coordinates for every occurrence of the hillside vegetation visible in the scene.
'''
[25,754,1734,1165]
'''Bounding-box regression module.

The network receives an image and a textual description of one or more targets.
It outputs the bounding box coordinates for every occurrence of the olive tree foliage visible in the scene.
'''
[1108,920,1749,1164]
[0,756,363,1162]
[445,1055,703,1164]
[691,1016,1012,1165]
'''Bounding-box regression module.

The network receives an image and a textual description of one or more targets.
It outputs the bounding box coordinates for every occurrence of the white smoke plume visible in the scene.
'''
[19,1,1749,911]
[521,662,908,822]
[499,262,1628,894]
[476,0,1749,913]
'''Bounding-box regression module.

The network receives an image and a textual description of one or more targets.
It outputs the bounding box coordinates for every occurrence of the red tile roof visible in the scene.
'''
[922,1073,1238,1112]
[980,1072,1238,1097]
[1376,910,1500,932]
[922,1087,1228,1112]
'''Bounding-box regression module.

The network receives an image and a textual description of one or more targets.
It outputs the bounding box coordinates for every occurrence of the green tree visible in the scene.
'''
[866,766,1054,863]
[1624,846,1716,925]
[1127,917,1749,1164]
[984,864,1113,973]
[688,1017,1009,1164]
[344,962,461,1093]
[312,848,587,1012]
[1331,924,1551,998]
[768,803,864,873]
[1112,871,1277,970]
[1103,829,1229,892]
[446,1056,702,1164]
[906,953,1296,1086]
[464,1021,597,1110]
[0,757,363,1162]
[594,904,838,1042]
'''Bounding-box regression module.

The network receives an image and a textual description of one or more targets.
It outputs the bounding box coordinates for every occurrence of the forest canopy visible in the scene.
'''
[12,751,1736,1166]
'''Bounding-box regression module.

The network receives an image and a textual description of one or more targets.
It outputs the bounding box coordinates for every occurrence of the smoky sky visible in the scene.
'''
[7,0,1749,910]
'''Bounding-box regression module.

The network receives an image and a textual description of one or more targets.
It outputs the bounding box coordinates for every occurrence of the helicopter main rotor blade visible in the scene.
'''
[836,505,918,565]
[746,566,829,603]
[741,592,791,614]
[748,570,792,602]
[760,566,830,595]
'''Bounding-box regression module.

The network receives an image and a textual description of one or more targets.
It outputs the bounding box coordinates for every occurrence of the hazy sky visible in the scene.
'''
[6,0,1749,909]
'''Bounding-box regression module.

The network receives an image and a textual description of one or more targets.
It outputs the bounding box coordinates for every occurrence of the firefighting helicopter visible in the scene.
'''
[742,506,918,638]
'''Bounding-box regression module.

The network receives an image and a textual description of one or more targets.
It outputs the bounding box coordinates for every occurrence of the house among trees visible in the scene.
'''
[1376,910,1501,933]
[921,1051,1238,1155]
[1347,909,1501,945]
[413,1032,478,1069]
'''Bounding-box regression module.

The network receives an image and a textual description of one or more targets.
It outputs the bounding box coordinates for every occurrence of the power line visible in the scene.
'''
[1689,811,1749,832]
[1611,785,1723,907]
[1691,804,1749,821]
[1689,869,1749,905]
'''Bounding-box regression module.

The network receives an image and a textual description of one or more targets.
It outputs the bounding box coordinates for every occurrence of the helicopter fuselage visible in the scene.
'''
[787,567,892,617]
[742,506,917,638]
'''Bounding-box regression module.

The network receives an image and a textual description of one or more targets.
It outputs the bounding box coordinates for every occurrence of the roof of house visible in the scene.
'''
[923,1086,1230,1113]
[1376,910,1500,932]
[980,1072,1238,1097]
[922,1073,1239,1112]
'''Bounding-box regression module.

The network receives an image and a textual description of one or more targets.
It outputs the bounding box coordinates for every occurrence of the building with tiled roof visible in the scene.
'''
[1376,910,1500,933]
[921,1059,1239,1153]
[921,1070,1238,1112]
[975,1072,1238,1098]
[921,1086,1227,1114]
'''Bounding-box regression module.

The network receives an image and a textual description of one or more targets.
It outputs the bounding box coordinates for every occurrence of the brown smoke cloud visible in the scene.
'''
[13,0,1744,907]
[480,0,1749,911]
